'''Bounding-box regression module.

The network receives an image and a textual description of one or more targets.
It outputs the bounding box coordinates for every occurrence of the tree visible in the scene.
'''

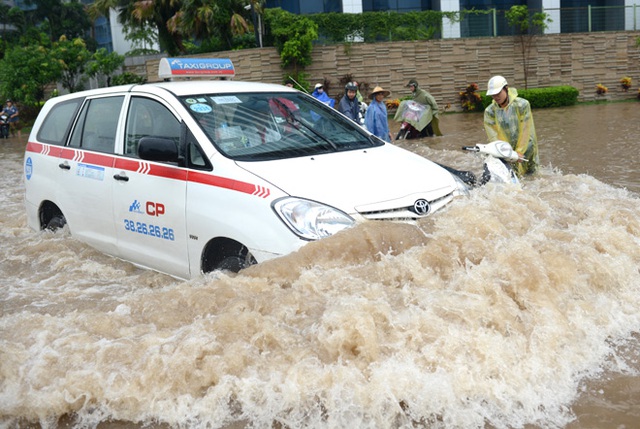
[265,8,318,76]
[88,0,258,55]
[167,0,259,51]
[123,21,160,56]
[86,48,125,87]
[0,5,29,53]
[0,34,62,106]
[50,35,93,93]
[24,0,92,41]
[111,72,146,86]
[235,0,264,46]
[89,0,183,55]
[505,5,551,89]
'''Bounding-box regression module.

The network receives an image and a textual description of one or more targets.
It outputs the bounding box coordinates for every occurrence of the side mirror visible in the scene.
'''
[138,136,179,162]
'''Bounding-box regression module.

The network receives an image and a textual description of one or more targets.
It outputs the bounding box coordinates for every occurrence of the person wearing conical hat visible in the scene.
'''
[364,86,392,142]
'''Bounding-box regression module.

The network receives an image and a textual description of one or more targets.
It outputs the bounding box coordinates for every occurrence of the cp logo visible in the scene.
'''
[146,202,165,216]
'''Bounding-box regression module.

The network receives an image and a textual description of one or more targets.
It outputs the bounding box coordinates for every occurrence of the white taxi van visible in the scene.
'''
[24,58,468,279]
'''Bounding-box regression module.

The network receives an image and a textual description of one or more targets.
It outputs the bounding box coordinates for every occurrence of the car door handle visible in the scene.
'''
[58,162,71,170]
[113,173,129,182]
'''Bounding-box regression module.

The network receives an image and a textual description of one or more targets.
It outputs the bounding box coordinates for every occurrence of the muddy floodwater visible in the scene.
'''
[1,102,639,429]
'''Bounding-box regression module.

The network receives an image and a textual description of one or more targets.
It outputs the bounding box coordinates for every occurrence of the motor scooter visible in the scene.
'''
[442,140,525,188]
[396,120,433,140]
[357,101,367,128]
[393,100,434,140]
[0,115,9,139]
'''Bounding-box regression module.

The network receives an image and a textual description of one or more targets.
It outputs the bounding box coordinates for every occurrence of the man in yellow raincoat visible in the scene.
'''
[484,76,539,176]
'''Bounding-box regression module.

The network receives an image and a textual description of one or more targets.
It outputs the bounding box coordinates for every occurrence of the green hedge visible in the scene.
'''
[481,85,579,109]
[309,11,446,44]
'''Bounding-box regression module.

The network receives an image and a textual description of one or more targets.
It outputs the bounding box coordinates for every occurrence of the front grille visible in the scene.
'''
[357,192,454,221]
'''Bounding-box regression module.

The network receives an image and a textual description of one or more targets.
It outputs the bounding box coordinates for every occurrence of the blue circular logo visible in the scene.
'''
[190,103,212,114]
[25,157,33,180]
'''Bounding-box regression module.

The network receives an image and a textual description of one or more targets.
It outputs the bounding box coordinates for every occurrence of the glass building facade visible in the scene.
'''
[362,0,433,11]
[93,15,114,52]
[457,1,546,37]
[560,0,625,33]
[265,0,636,36]
[265,0,343,13]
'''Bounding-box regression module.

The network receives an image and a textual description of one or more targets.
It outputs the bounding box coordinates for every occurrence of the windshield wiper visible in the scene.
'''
[271,98,338,150]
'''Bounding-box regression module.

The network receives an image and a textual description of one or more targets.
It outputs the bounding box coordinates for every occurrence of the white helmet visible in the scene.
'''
[486,75,508,96]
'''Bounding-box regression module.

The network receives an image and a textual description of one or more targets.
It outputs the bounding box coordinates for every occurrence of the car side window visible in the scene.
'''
[37,99,84,145]
[125,97,180,158]
[69,96,124,152]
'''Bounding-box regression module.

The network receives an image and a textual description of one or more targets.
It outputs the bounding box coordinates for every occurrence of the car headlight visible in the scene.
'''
[273,197,355,241]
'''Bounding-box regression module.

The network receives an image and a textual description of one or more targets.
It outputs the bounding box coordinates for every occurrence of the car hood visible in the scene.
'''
[236,144,459,220]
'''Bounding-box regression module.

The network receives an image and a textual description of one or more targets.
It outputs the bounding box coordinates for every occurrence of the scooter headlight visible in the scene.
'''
[273,197,355,241]
[495,141,520,162]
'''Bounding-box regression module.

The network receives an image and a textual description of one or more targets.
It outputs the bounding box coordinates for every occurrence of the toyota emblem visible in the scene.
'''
[413,199,430,215]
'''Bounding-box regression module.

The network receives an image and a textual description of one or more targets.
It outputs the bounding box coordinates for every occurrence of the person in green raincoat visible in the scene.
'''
[405,78,442,136]
[484,76,539,176]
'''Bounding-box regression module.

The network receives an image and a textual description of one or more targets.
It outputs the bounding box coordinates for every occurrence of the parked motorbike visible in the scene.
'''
[396,120,434,140]
[357,101,367,128]
[442,140,525,188]
[0,115,9,139]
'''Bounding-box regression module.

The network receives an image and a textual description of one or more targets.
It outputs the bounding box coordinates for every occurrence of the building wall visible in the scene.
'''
[142,31,640,107]
[109,9,130,54]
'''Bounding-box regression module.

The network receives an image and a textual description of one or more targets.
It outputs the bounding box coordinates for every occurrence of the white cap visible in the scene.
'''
[314,83,323,90]
[486,75,508,96]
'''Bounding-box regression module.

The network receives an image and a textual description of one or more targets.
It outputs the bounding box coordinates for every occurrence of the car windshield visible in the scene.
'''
[179,92,381,161]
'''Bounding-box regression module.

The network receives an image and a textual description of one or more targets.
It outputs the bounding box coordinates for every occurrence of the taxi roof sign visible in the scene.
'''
[159,58,235,79]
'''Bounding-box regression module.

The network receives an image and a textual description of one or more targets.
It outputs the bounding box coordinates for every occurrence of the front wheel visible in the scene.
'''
[45,215,67,231]
[395,129,410,140]
[216,255,255,273]
[202,238,257,274]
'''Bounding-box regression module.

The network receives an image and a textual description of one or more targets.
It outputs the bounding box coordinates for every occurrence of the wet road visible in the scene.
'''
[1,102,639,428]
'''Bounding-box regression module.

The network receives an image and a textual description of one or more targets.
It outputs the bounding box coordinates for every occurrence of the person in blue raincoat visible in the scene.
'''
[365,86,392,142]
[311,83,335,108]
[337,82,360,123]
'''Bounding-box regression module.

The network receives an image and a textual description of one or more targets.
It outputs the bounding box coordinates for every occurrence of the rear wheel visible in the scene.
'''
[40,203,66,232]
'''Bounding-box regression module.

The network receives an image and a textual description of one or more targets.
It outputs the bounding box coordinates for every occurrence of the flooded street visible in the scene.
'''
[398,102,640,194]
[1,102,640,428]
